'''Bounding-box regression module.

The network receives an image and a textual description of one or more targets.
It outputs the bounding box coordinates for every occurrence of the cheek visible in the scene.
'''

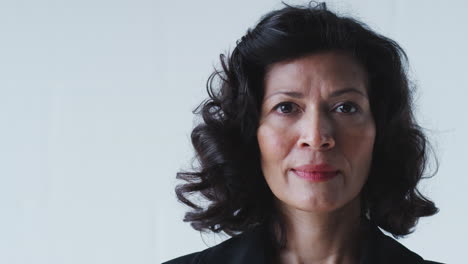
[338,122,376,174]
[257,123,293,200]
[257,122,293,165]
[342,127,374,150]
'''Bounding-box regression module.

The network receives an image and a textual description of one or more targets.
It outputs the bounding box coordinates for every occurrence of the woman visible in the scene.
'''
[164,3,443,264]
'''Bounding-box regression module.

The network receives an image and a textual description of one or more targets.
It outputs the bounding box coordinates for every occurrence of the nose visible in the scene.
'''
[297,111,335,151]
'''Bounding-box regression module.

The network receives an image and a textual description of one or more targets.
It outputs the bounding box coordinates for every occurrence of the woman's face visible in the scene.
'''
[257,52,375,213]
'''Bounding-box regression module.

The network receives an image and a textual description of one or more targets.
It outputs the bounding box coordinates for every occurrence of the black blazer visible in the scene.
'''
[162,222,444,264]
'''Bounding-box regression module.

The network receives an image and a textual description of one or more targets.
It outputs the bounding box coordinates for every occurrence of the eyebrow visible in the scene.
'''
[265,87,367,101]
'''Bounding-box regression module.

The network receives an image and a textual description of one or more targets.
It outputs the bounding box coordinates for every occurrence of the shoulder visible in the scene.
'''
[163,222,446,264]
[161,226,270,264]
[161,251,204,264]
[364,222,446,264]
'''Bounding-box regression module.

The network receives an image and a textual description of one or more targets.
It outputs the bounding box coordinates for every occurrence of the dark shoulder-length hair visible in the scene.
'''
[175,2,438,247]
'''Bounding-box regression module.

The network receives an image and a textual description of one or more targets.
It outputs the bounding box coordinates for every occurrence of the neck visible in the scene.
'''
[273,197,365,264]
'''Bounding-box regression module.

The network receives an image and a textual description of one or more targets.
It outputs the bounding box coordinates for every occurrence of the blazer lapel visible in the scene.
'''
[360,221,425,264]
[201,220,425,264]
[202,226,269,264]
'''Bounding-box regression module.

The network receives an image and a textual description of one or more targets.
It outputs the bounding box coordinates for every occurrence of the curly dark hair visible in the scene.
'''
[175,2,439,248]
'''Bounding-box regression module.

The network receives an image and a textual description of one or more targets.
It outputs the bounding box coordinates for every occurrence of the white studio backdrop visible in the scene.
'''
[0,0,466,264]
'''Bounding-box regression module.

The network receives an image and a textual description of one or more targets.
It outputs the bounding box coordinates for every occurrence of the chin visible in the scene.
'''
[286,193,360,214]
[295,201,343,213]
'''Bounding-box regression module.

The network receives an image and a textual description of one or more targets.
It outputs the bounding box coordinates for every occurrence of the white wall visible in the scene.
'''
[0,1,466,264]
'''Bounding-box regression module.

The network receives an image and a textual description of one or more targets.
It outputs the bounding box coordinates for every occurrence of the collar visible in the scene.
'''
[199,225,270,264]
[199,220,425,264]
[359,221,424,264]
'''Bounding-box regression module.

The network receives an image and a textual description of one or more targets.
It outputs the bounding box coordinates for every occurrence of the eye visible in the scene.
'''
[273,102,300,114]
[334,102,359,114]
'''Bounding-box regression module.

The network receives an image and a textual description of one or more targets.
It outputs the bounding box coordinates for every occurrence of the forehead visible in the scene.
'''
[263,52,369,96]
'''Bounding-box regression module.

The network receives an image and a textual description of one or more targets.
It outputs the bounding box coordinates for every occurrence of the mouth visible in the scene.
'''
[291,169,339,182]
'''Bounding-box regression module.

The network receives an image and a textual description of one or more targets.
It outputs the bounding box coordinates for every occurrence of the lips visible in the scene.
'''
[291,163,339,182]
[292,163,338,172]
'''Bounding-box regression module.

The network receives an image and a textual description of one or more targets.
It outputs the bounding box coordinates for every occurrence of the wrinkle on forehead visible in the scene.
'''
[263,51,369,100]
